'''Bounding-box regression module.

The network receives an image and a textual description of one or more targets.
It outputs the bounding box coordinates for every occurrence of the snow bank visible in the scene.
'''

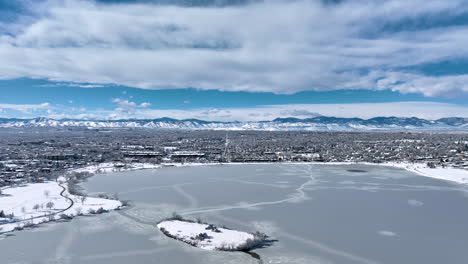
[157,220,255,250]
[0,179,121,234]
[71,162,161,174]
[383,162,468,185]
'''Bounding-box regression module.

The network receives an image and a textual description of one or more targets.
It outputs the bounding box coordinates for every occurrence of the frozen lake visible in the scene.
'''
[2,164,468,264]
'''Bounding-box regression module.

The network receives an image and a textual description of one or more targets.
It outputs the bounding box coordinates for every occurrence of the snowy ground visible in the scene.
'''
[71,162,221,175]
[157,220,255,250]
[71,162,161,174]
[0,177,121,234]
[380,162,468,185]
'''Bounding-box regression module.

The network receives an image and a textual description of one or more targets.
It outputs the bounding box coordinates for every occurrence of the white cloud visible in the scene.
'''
[34,83,106,88]
[112,98,151,113]
[0,102,52,114]
[79,101,468,121]
[0,0,468,96]
[112,98,136,106]
[2,101,467,121]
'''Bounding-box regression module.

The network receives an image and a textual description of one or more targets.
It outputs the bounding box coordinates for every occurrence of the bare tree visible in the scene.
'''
[46,201,55,210]
[33,204,40,211]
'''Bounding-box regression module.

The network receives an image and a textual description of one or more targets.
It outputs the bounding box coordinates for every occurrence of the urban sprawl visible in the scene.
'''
[1,128,467,187]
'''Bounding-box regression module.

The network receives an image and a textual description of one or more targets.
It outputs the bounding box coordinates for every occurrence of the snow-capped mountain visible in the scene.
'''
[0,117,467,131]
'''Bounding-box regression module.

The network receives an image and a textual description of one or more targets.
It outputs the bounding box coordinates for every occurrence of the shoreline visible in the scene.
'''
[55,160,468,192]
[161,161,468,186]
[2,160,467,235]
[0,176,122,234]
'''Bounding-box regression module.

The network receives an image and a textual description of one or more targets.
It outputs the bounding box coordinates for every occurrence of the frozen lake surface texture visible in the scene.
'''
[2,164,468,264]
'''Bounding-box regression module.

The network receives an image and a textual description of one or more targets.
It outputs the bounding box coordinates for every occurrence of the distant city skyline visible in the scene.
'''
[1,0,468,120]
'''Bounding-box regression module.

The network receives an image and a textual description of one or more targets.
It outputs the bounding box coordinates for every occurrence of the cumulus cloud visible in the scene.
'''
[112,98,152,113]
[280,109,320,117]
[0,102,52,114]
[0,0,468,96]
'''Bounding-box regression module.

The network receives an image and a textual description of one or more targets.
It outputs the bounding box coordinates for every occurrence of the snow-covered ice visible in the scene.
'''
[73,161,468,187]
[157,220,255,250]
[2,160,466,235]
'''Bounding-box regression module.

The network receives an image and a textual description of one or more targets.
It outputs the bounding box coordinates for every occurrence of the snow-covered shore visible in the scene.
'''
[0,162,210,234]
[157,220,260,251]
[0,177,121,234]
[306,161,468,185]
[194,161,468,186]
[71,161,468,186]
[71,162,161,174]
[373,162,468,185]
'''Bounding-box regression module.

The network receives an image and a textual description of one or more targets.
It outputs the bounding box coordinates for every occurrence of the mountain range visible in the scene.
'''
[0,116,467,131]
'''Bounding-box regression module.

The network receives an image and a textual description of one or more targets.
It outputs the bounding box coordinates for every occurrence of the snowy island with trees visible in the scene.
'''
[157,214,269,251]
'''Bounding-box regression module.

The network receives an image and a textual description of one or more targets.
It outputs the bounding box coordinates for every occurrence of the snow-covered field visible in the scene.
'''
[0,178,121,234]
[71,162,161,174]
[157,220,255,250]
[70,162,219,174]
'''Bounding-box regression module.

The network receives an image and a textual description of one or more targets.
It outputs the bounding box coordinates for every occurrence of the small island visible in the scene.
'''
[157,214,269,251]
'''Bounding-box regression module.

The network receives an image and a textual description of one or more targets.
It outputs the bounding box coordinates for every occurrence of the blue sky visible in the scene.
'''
[1,0,468,120]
